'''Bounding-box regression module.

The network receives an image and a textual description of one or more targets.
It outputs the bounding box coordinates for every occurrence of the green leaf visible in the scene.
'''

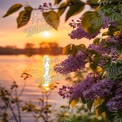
[78,44,86,50]
[58,2,68,16]
[102,31,109,36]
[63,44,71,54]
[118,20,122,32]
[65,0,85,21]
[17,6,33,28]
[107,61,122,80]
[118,25,122,32]
[88,0,99,9]
[100,5,122,22]
[87,0,99,4]
[63,44,78,56]
[54,0,62,5]
[117,45,122,53]
[87,101,94,111]
[3,3,23,17]
[96,104,105,116]
[93,38,101,45]
[42,11,60,30]
[80,96,87,104]
[93,53,102,63]
[81,11,102,34]
[90,62,97,71]
[109,26,118,35]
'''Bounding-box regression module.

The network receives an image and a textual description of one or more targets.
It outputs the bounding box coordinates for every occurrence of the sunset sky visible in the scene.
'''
[0,0,90,48]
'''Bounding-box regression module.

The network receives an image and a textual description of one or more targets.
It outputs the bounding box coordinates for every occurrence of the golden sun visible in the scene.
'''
[42,31,50,38]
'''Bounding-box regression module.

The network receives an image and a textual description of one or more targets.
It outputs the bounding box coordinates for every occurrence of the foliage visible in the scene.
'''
[0,74,57,122]
[42,10,60,30]
[3,0,122,121]
[0,81,22,122]
[56,104,107,122]
[0,74,104,122]
[3,3,23,17]
[17,6,33,28]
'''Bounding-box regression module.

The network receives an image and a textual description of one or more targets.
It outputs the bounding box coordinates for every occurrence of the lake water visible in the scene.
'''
[0,55,69,122]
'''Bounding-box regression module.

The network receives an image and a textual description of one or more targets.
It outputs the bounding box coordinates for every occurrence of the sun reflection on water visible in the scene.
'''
[42,55,51,91]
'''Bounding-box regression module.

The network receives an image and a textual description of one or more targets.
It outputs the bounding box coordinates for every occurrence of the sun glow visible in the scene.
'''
[42,31,50,38]
[42,84,50,92]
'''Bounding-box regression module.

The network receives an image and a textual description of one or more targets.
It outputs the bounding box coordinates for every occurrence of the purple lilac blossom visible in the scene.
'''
[106,85,122,112]
[110,47,119,61]
[107,33,122,44]
[104,80,122,111]
[100,13,113,29]
[70,73,97,100]
[69,23,100,40]
[54,51,87,74]
[99,12,118,29]
[98,58,108,67]
[88,37,119,64]
[68,13,118,40]
[83,79,116,100]
[115,85,122,95]
[88,42,110,57]
[58,85,73,99]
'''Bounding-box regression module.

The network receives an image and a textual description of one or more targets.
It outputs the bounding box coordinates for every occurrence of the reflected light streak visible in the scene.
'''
[42,55,51,91]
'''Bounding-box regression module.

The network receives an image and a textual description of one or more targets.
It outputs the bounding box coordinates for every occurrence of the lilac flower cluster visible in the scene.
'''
[58,85,73,99]
[98,11,118,29]
[88,42,110,57]
[70,73,97,100]
[83,79,116,100]
[68,13,118,40]
[54,51,87,74]
[98,58,107,67]
[106,95,122,112]
[106,85,122,112]
[100,13,113,29]
[69,73,121,112]
[70,75,118,101]
[106,33,122,61]
[69,22,100,40]
[58,72,122,112]
[88,38,119,61]
[110,47,119,61]
[107,33,122,45]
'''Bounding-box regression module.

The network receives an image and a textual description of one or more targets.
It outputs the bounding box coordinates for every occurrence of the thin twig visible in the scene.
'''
[45,92,48,122]
[8,100,19,122]
[15,87,21,122]
[18,80,26,98]
[32,1,120,11]
[33,4,69,11]
[79,48,103,68]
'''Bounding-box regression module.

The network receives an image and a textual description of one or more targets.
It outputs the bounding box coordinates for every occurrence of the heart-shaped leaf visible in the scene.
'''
[65,0,85,21]
[82,11,102,34]
[42,11,60,30]
[3,3,23,17]
[17,6,33,28]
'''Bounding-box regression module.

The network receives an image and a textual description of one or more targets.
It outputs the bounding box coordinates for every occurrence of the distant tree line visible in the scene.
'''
[0,42,63,56]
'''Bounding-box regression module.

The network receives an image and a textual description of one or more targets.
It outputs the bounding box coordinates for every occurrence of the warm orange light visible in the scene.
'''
[42,31,50,38]
[42,84,50,92]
